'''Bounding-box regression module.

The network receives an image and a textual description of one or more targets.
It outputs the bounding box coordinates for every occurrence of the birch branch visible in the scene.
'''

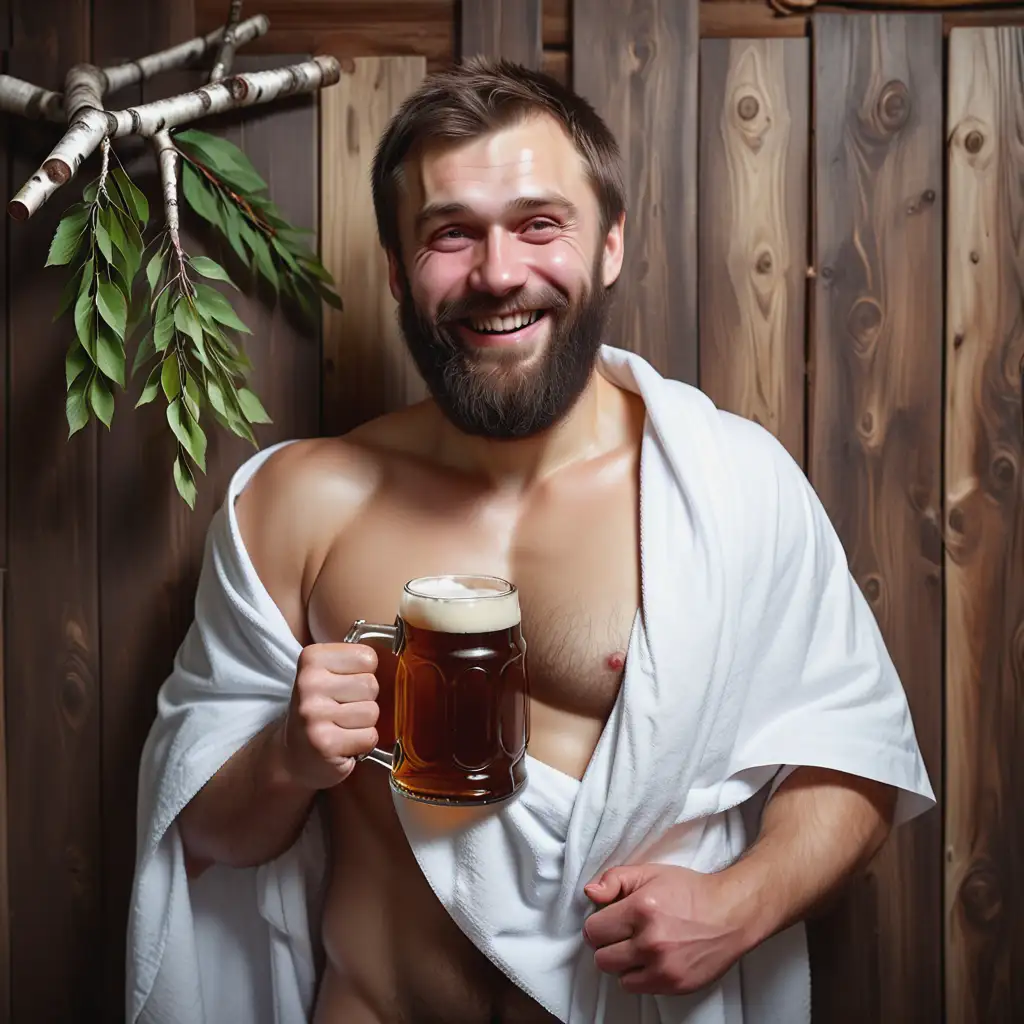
[153,130,183,263]
[210,0,246,84]
[104,14,268,95]
[0,76,64,122]
[9,56,341,221]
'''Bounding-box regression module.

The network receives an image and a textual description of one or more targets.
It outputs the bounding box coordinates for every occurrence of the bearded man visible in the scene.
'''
[127,58,934,1024]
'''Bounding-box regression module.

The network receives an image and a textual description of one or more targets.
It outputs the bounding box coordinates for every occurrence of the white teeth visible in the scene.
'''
[469,310,541,333]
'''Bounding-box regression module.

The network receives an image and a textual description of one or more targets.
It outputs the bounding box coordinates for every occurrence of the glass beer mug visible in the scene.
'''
[344,574,529,806]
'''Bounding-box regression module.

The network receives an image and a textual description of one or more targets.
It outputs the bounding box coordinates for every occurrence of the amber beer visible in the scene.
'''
[345,575,529,805]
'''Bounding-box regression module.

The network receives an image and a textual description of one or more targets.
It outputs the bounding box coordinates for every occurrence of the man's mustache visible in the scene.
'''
[435,286,571,324]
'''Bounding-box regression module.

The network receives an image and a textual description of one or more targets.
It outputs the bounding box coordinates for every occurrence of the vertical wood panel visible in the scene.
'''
[461,0,543,68]
[321,57,429,436]
[0,572,8,1023]
[945,26,1024,1024]
[809,14,944,1024]
[97,33,321,1021]
[6,0,101,1019]
[572,0,699,383]
[698,37,808,465]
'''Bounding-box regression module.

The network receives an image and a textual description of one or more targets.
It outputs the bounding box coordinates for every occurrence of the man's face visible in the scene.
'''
[389,113,624,439]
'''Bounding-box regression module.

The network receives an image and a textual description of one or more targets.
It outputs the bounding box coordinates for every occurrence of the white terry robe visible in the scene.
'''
[126,344,935,1024]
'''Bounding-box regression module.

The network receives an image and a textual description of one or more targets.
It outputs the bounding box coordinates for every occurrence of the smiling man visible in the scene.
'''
[129,59,935,1024]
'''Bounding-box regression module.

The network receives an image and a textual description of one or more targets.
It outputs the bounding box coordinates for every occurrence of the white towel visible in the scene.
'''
[127,344,935,1024]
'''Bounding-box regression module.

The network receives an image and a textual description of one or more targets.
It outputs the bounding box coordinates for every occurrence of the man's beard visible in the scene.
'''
[396,257,613,440]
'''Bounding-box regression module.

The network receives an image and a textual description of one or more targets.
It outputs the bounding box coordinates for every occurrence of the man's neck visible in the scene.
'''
[432,369,636,493]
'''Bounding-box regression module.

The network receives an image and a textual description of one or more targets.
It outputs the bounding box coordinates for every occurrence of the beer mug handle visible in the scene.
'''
[343,618,405,771]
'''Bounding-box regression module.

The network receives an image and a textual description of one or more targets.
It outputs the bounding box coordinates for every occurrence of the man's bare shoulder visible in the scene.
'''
[234,403,437,640]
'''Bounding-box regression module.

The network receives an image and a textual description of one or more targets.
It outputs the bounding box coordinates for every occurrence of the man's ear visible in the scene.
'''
[387,250,403,303]
[601,212,626,288]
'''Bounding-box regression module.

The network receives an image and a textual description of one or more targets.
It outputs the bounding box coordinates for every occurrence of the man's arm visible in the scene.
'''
[723,766,896,944]
[582,767,896,995]
[177,718,317,875]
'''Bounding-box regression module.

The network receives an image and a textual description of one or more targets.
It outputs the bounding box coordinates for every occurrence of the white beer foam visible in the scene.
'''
[400,575,520,634]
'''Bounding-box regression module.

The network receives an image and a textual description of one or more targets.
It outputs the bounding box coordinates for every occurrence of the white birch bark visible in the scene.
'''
[153,130,183,259]
[0,76,64,122]
[105,14,268,95]
[210,0,246,84]
[9,56,340,221]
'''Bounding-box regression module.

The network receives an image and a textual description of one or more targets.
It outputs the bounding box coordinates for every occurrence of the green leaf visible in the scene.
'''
[193,282,251,334]
[218,196,249,265]
[189,255,236,289]
[154,286,171,324]
[83,180,98,204]
[136,363,162,407]
[131,328,155,377]
[297,255,336,287]
[89,373,114,428]
[66,342,89,387]
[174,129,268,193]
[53,264,84,322]
[115,207,144,284]
[95,220,113,264]
[46,208,89,266]
[66,375,90,436]
[174,300,205,352]
[271,236,302,277]
[240,220,277,291]
[237,386,271,424]
[173,451,197,509]
[316,281,343,311]
[182,162,222,228]
[153,314,175,353]
[96,322,126,388]
[97,278,128,339]
[167,398,207,472]
[146,248,167,296]
[74,289,95,356]
[161,356,181,401]
[205,375,228,418]
[111,167,150,227]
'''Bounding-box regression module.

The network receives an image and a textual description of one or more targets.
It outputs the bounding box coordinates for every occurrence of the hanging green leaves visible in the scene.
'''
[174,127,342,319]
[49,123,344,508]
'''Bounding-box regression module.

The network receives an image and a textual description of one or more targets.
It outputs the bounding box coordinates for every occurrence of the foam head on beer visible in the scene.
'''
[400,575,521,634]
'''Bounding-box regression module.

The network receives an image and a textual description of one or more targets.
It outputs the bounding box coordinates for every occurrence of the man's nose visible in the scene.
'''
[468,229,529,295]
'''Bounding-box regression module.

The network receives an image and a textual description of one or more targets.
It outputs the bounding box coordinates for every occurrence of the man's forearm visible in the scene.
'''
[177,716,318,874]
[720,767,897,949]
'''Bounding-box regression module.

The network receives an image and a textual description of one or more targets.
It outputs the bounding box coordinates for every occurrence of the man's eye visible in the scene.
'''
[526,220,557,232]
[441,228,466,239]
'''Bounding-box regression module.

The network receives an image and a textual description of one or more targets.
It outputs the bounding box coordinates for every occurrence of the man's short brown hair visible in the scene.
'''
[370,57,626,257]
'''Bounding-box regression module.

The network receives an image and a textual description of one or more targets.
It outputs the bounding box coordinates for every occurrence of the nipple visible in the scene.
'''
[606,651,626,672]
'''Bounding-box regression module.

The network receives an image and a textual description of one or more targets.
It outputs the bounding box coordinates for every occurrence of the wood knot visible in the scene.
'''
[862,573,882,604]
[847,297,883,351]
[991,453,1016,491]
[227,75,249,100]
[877,80,910,132]
[631,39,653,69]
[820,265,833,280]
[737,94,760,121]
[948,506,965,534]
[339,56,357,74]
[755,250,773,275]
[959,862,1002,928]
[953,333,964,349]
[860,411,873,434]
[964,130,984,154]
[970,251,980,264]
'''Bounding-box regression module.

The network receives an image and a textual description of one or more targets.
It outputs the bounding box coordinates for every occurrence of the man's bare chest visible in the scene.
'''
[307,471,641,745]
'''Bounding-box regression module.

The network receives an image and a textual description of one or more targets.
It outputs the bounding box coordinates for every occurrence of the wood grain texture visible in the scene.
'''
[461,0,543,67]
[321,57,430,436]
[0,572,8,1024]
[809,13,944,1024]
[6,1,101,1020]
[572,0,699,383]
[96,46,321,1021]
[541,49,570,85]
[945,26,1024,1024]
[699,37,808,465]
[196,0,456,69]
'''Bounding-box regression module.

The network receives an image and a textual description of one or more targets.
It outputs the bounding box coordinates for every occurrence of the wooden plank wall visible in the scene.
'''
[6,0,101,1020]
[810,13,945,1024]
[945,26,1024,1024]
[320,57,429,436]
[572,0,700,382]
[698,36,808,465]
